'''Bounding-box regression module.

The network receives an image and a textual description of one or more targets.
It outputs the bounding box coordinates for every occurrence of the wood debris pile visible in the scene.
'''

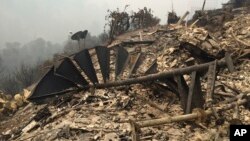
[0,89,31,117]
[0,7,250,141]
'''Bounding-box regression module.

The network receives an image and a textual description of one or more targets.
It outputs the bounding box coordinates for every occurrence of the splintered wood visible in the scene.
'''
[1,6,250,141]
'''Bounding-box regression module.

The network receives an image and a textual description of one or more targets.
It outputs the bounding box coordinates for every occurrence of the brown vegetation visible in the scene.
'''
[105,6,160,40]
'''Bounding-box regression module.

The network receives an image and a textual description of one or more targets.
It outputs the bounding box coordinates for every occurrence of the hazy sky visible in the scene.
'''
[0,0,228,47]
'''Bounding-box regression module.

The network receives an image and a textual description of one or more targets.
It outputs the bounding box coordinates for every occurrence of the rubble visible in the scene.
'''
[0,89,31,117]
[0,5,250,141]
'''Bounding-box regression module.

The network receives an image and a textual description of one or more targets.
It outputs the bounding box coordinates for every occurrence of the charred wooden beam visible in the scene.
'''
[186,71,204,114]
[225,52,235,72]
[127,53,143,78]
[161,77,179,97]
[177,75,189,110]
[180,42,216,63]
[206,60,217,106]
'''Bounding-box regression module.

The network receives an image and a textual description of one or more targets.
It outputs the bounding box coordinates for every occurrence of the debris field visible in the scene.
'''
[0,5,250,141]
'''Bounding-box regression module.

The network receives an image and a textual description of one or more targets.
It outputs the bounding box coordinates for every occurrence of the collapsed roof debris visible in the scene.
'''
[1,4,250,141]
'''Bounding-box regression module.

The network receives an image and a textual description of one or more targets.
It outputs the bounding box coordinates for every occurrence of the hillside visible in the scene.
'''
[0,6,250,141]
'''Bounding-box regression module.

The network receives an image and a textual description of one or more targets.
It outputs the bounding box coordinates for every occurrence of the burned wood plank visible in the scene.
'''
[162,78,180,97]
[225,52,235,73]
[206,60,228,123]
[186,71,204,114]
[186,72,197,114]
[180,42,216,63]
[177,75,189,111]
[206,60,217,106]
[127,53,143,78]
[236,49,250,60]
[151,82,177,96]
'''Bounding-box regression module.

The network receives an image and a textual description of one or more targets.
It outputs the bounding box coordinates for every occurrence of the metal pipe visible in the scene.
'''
[177,11,190,25]
[91,59,227,89]
[202,0,206,11]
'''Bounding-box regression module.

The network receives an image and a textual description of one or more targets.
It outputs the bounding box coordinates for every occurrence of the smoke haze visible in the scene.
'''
[0,0,228,47]
[0,0,229,94]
